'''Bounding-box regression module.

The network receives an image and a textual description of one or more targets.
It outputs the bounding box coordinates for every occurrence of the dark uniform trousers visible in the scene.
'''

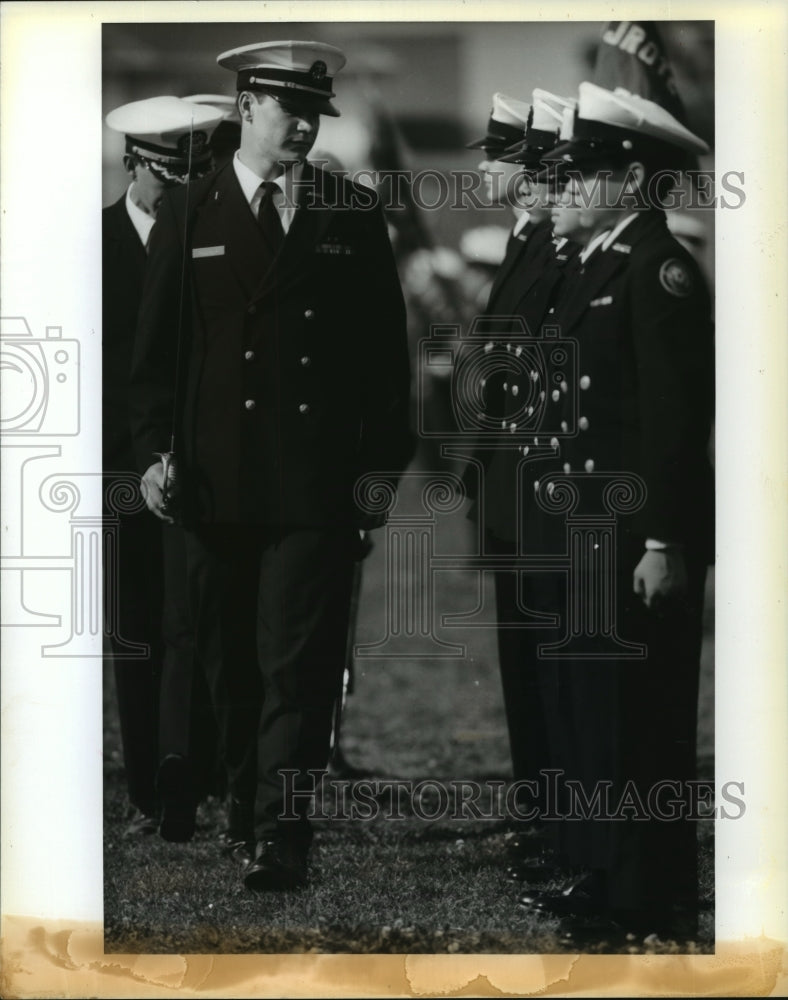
[533,208,714,917]
[131,163,412,844]
[464,219,579,819]
[103,196,219,814]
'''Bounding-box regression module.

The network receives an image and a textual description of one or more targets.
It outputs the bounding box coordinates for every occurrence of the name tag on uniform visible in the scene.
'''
[590,295,613,308]
[314,240,354,256]
[192,245,225,259]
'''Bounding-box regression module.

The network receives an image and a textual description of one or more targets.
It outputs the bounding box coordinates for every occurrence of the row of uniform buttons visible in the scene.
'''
[243,306,317,413]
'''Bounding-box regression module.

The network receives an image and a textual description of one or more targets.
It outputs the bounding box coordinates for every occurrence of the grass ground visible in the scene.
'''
[103,490,715,956]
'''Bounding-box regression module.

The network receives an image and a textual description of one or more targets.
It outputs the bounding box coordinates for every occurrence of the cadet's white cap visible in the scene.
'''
[467,92,530,152]
[217,40,346,117]
[182,94,241,124]
[491,92,531,128]
[531,90,576,134]
[549,81,709,167]
[106,95,224,181]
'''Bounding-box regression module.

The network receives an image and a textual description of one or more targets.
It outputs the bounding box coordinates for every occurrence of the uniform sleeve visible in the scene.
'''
[129,192,183,474]
[629,249,714,544]
[355,198,414,482]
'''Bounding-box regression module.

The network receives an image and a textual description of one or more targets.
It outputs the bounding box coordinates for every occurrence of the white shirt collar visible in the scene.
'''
[232,152,303,233]
[600,211,638,251]
[579,212,638,264]
[125,185,156,248]
[512,211,531,238]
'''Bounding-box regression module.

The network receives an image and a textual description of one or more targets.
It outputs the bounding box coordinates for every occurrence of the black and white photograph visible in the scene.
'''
[1,2,787,997]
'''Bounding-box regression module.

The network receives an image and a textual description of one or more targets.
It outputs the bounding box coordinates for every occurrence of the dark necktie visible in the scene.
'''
[257,181,285,253]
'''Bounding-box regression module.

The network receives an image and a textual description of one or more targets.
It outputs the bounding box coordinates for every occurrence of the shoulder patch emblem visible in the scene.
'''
[659,258,693,298]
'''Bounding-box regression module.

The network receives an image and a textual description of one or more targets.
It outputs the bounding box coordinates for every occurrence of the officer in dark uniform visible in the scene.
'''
[130,41,412,891]
[462,90,580,879]
[103,96,223,836]
[517,83,714,943]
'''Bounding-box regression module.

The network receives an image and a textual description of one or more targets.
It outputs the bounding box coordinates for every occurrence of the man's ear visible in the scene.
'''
[238,91,256,123]
[122,154,137,178]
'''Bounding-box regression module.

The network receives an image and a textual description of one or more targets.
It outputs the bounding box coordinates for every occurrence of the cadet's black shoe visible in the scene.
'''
[243,838,308,892]
[156,754,196,842]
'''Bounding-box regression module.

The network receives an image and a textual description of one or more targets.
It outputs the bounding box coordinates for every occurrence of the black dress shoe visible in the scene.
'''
[156,754,196,843]
[124,806,158,836]
[243,837,308,892]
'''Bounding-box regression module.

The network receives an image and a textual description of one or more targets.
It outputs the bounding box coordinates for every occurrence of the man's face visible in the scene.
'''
[246,92,319,167]
[478,155,524,207]
[551,177,595,243]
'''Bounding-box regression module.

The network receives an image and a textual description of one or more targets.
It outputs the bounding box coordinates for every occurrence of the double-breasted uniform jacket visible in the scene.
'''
[131,161,412,527]
[103,195,148,473]
[464,217,580,544]
[532,208,714,559]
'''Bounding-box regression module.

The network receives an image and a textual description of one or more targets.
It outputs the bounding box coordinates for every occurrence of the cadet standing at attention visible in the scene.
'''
[517,83,713,945]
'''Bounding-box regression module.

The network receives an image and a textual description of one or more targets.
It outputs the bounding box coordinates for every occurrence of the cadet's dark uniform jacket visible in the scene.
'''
[465,219,580,544]
[131,161,412,525]
[540,208,714,556]
[103,195,148,472]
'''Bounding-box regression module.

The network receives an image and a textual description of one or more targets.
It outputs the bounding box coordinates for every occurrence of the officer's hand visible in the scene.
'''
[140,462,174,524]
[633,549,688,610]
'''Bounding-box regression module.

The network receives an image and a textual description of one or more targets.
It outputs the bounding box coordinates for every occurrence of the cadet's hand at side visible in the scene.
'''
[633,549,688,610]
[141,461,174,524]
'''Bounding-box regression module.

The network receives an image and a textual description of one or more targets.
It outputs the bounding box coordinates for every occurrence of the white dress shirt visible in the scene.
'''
[125,185,156,249]
[232,152,303,234]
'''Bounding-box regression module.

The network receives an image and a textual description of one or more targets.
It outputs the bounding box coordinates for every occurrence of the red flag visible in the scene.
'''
[593,21,687,124]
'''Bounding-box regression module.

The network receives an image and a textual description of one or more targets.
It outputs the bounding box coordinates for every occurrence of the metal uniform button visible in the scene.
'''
[560,421,568,432]
[579,416,589,431]
[522,445,529,456]
[585,459,595,473]
[244,399,256,411]
[299,403,310,414]
[563,462,571,474]
[511,385,519,397]
[550,436,559,449]
[552,389,560,402]
[300,356,311,367]
[561,380,568,393]
[304,308,315,319]
[244,350,255,361]
[579,375,591,390]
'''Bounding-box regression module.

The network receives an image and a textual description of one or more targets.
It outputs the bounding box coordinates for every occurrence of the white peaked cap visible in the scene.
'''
[491,92,531,128]
[105,96,225,146]
[182,94,240,123]
[576,81,709,155]
[558,105,575,141]
[531,90,576,132]
[217,40,346,76]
